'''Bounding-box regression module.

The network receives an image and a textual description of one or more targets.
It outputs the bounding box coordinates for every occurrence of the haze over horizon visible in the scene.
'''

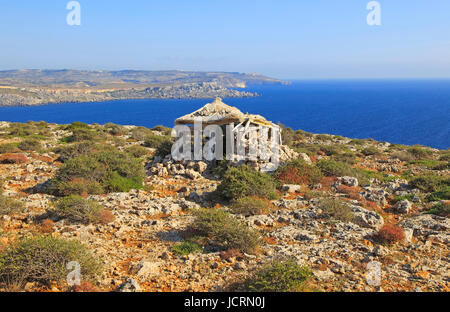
[1,1,450,79]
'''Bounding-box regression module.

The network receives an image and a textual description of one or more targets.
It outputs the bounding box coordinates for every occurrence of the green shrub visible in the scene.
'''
[192,208,260,253]
[214,165,278,201]
[63,128,102,143]
[425,202,450,217]
[0,143,19,154]
[172,241,202,256]
[426,186,450,202]
[439,151,450,162]
[407,146,433,159]
[103,171,143,193]
[154,139,174,158]
[392,194,415,204]
[231,196,269,216]
[105,123,128,136]
[143,134,170,148]
[65,121,90,130]
[49,148,145,196]
[50,179,104,197]
[130,126,152,141]
[125,145,149,158]
[151,125,172,136]
[409,174,450,193]
[53,195,103,224]
[0,195,25,216]
[361,146,380,156]
[0,235,102,287]
[54,141,99,162]
[316,159,359,178]
[17,139,42,152]
[319,198,354,222]
[247,259,311,292]
[275,159,322,186]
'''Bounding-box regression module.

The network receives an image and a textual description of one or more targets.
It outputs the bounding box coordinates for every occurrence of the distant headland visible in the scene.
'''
[0,70,289,106]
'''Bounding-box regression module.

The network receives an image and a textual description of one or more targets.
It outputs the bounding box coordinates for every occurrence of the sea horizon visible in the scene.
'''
[1,79,449,150]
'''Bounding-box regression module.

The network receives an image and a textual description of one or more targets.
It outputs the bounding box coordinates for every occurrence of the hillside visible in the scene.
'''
[0,70,287,106]
[0,121,448,292]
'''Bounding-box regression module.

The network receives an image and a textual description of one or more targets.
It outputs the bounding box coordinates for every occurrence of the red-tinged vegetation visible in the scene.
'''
[39,219,55,233]
[0,153,28,164]
[97,209,116,224]
[375,224,405,244]
[220,249,244,261]
[71,281,100,292]
[337,185,362,200]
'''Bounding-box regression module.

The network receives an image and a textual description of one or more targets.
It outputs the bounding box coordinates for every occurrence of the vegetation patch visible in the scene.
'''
[275,159,322,186]
[0,235,102,287]
[319,198,354,222]
[191,208,260,254]
[374,224,405,244]
[230,196,270,216]
[48,147,145,196]
[246,259,312,292]
[0,194,25,216]
[53,195,113,224]
[171,241,202,256]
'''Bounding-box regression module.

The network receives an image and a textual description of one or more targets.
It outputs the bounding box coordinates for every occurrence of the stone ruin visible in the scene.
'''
[147,97,307,179]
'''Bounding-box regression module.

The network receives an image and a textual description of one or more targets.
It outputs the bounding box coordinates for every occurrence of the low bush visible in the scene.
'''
[425,186,450,202]
[49,148,145,196]
[246,259,312,292]
[407,146,433,159]
[214,165,278,201]
[409,174,450,193]
[0,235,102,287]
[192,208,260,253]
[375,224,405,244]
[0,195,25,216]
[231,196,270,216]
[171,241,202,256]
[63,128,103,143]
[151,125,172,136]
[53,195,110,224]
[0,153,28,164]
[125,145,149,158]
[105,123,128,136]
[425,202,450,217]
[319,198,354,222]
[392,194,415,204]
[361,146,380,156]
[54,142,99,162]
[0,143,19,154]
[17,139,42,152]
[275,159,322,186]
[130,126,152,141]
[392,150,415,162]
[316,159,359,178]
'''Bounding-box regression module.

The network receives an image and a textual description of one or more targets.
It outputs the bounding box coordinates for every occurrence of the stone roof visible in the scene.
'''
[175,97,278,127]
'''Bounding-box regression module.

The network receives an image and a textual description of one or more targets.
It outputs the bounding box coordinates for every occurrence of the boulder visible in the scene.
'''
[394,200,412,214]
[115,278,142,292]
[338,176,358,187]
[351,206,384,230]
[282,184,302,193]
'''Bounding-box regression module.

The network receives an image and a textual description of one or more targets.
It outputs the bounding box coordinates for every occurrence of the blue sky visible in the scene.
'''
[0,0,449,79]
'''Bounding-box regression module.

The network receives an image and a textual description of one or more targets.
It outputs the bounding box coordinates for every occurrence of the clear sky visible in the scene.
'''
[1,0,449,79]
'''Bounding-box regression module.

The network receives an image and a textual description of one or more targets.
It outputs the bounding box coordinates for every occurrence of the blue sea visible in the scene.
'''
[0,80,449,149]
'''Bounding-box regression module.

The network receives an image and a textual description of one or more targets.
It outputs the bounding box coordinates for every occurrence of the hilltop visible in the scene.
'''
[0,121,448,292]
[0,70,287,106]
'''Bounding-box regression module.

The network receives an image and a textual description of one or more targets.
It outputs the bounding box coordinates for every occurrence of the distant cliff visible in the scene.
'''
[0,70,288,106]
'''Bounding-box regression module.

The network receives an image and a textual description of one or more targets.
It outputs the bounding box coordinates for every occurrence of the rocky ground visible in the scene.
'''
[0,121,448,292]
